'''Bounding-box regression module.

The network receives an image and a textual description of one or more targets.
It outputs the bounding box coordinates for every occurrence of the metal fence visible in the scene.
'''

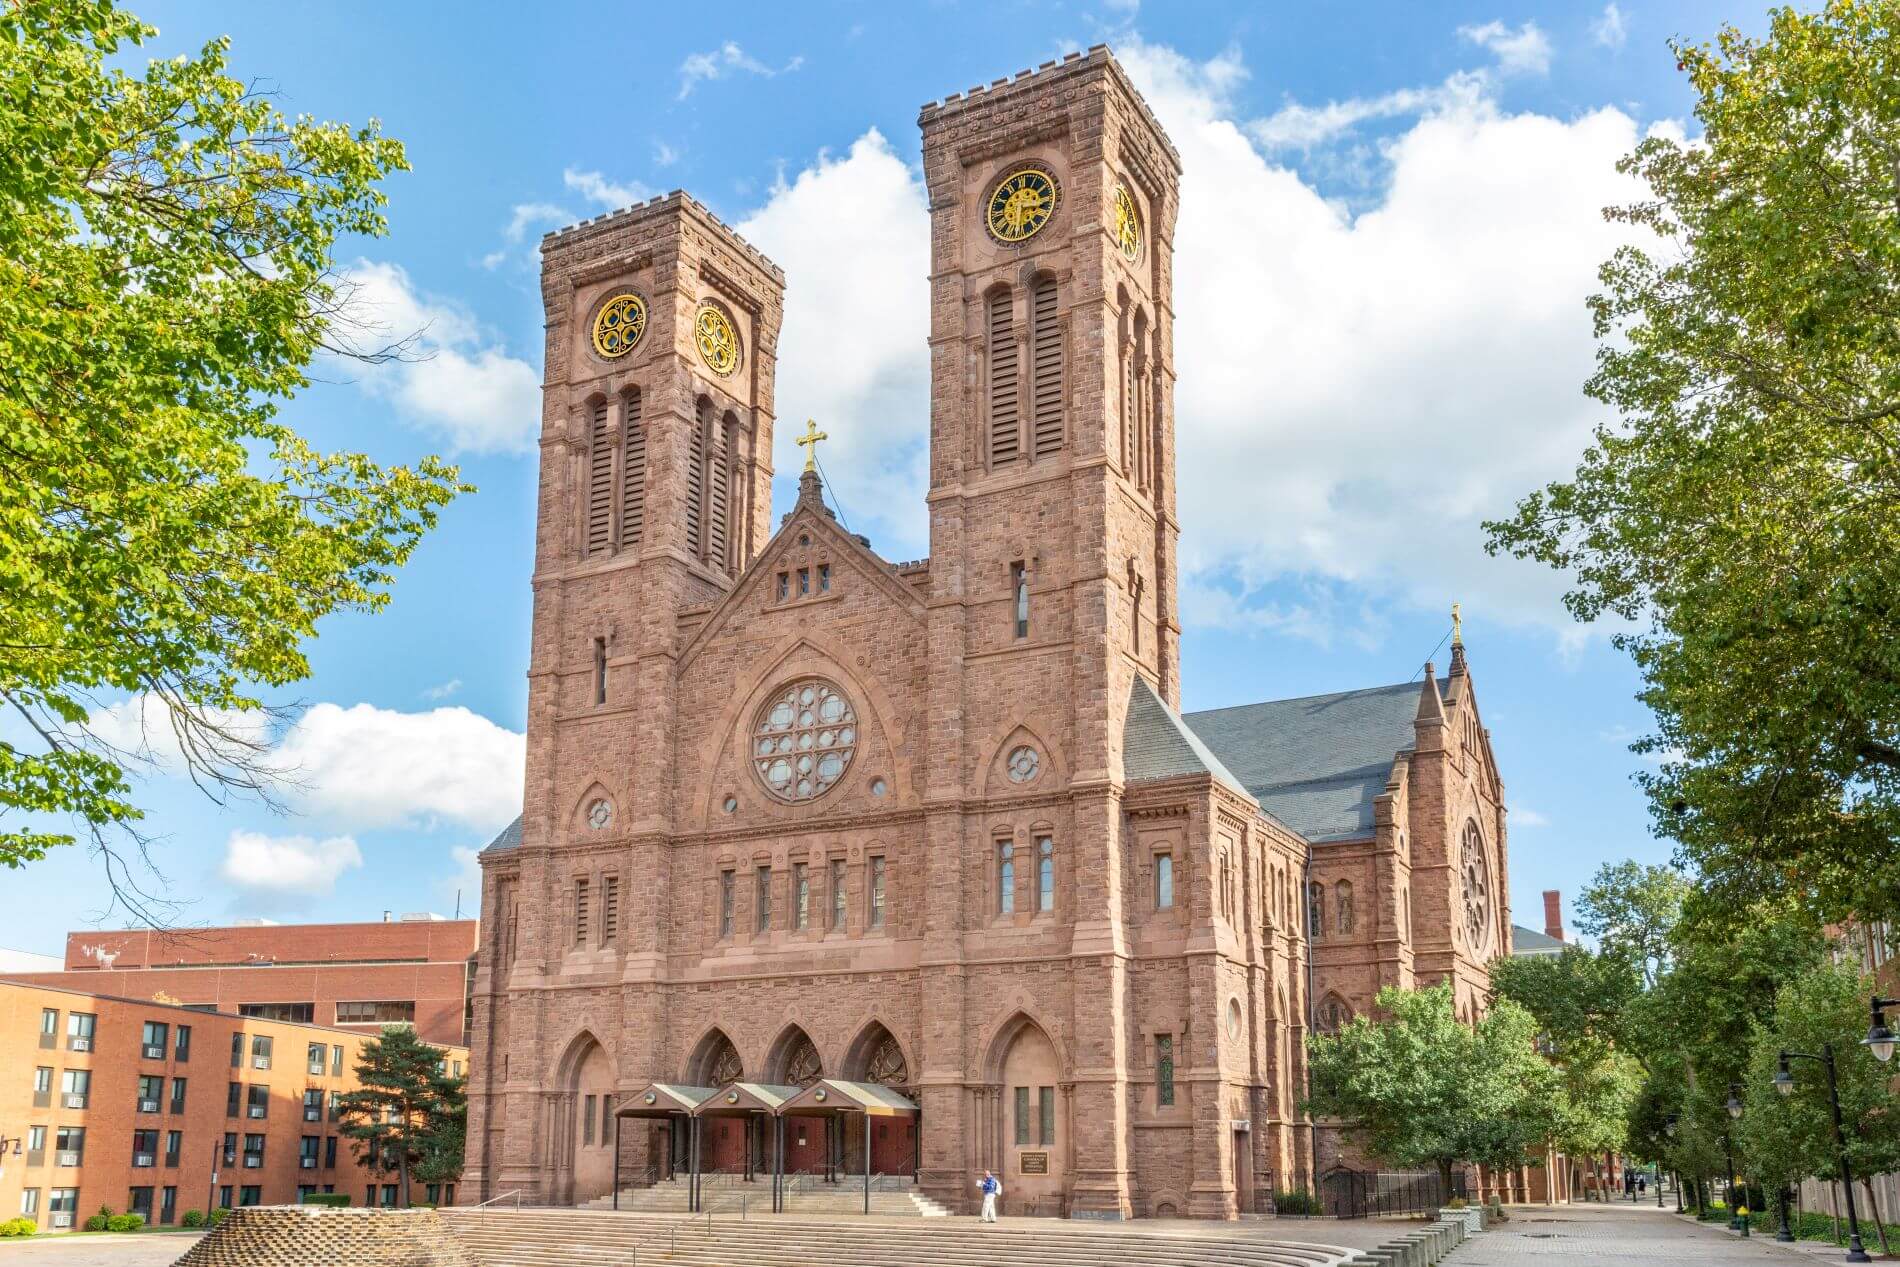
[1320,1168,1467,1219]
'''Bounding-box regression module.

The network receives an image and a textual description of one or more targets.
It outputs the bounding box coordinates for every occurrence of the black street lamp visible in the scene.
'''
[1774,1045,1870,1263]
[1723,1083,1744,1232]
[1664,1116,1685,1213]
[1863,995,1899,1063]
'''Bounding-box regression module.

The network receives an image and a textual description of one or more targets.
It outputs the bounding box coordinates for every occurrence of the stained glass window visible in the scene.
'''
[753,680,856,802]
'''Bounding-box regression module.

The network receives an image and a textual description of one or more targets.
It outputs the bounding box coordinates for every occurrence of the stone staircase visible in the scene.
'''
[576,1175,946,1217]
[438,1207,1366,1267]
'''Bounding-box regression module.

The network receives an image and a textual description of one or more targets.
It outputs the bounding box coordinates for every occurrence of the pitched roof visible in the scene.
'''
[482,815,523,854]
[1511,924,1566,957]
[1122,676,1254,804]
[1183,680,1440,844]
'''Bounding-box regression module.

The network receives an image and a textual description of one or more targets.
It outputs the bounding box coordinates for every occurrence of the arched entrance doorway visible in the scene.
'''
[843,1022,915,1177]
[557,1034,616,1204]
[687,1029,746,1173]
[988,1016,1063,1215]
[766,1026,826,1174]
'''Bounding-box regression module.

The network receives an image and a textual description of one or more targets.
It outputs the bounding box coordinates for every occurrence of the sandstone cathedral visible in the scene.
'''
[464,46,1512,1220]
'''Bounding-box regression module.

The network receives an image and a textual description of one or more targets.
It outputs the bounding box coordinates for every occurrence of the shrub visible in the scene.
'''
[209,1208,230,1226]
[299,1193,351,1208]
[0,1217,38,1237]
[82,1215,108,1232]
[105,1214,144,1232]
[1445,1197,1468,1209]
[1273,1189,1323,1216]
[180,1210,205,1228]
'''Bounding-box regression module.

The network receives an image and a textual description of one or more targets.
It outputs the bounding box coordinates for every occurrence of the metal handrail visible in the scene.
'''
[472,1188,523,1214]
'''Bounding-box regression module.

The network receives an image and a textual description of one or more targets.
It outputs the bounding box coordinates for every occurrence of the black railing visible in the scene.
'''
[1320,1168,1467,1219]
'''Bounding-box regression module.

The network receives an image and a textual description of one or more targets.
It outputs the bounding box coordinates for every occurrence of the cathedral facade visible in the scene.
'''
[464,47,1511,1219]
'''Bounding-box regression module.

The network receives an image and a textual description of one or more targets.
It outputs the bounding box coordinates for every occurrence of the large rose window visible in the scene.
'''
[1460,821,1492,953]
[753,679,857,802]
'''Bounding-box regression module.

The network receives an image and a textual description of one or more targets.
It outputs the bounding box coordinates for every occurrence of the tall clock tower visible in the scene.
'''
[915,49,1182,1219]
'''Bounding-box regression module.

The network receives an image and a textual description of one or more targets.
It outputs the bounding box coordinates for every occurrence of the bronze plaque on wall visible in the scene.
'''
[1020,1152,1050,1175]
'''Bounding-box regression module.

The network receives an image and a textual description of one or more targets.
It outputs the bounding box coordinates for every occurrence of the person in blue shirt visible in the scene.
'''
[979,1170,1001,1222]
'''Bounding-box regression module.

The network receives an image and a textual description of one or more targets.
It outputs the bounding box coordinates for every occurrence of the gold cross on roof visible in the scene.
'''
[796,419,828,473]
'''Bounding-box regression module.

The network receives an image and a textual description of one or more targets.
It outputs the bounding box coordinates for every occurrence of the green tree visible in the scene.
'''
[1491,942,1644,1064]
[1484,1,1900,930]
[0,0,466,917]
[1575,861,1688,990]
[338,1025,466,1208]
[1306,984,1562,1191]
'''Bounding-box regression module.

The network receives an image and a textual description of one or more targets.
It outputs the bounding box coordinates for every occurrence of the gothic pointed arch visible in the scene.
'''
[980,1009,1065,1085]
[566,780,618,835]
[977,718,1069,799]
[764,1023,824,1087]
[686,1027,744,1087]
[842,1020,911,1092]
[1315,992,1353,1035]
[554,1027,613,1090]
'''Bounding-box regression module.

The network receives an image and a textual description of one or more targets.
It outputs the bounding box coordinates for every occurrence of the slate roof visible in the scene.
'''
[1122,676,1254,804]
[1511,924,1566,957]
[482,815,523,854]
[1182,680,1441,845]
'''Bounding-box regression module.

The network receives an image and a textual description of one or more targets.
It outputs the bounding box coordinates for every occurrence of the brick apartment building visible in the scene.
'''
[3,917,478,1048]
[0,981,469,1231]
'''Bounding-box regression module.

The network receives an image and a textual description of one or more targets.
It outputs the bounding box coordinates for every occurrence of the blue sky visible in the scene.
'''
[5,0,1749,950]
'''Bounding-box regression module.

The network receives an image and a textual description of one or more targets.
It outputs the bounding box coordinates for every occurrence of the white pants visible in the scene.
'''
[981,1193,997,1222]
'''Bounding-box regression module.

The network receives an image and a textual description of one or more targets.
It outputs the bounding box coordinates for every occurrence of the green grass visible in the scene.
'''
[1696,1199,1900,1250]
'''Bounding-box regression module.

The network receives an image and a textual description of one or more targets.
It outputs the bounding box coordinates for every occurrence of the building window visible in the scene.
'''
[66,1012,94,1050]
[756,866,773,934]
[219,1187,233,1210]
[1308,882,1325,938]
[20,1189,39,1217]
[231,1032,243,1068]
[620,388,646,549]
[54,1126,84,1164]
[1039,1086,1056,1146]
[175,1025,191,1062]
[602,875,619,943]
[335,1001,415,1025]
[160,1185,176,1226]
[1013,1086,1030,1146]
[1011,562,1029,639]
[239,1002,313,1024]
[243,1134,265,1168]
[988,289,1019,464]
[131,1129,158,1167]
[868,856,886,929]
[719,870,735,939]
[1155,853,1174,909]
[169,1077,186,1114]
[251,1035,273,1070]
[26,1125,45,1161]
[60,1069,89,1109]
[593,636,607,705]
[1156,1034,1175,1107]
[574,877,590,945]
[141,1021,168,1060]
[300,1136,320,1170]
[1036,836,1054,912]
[818,563,831,593]
[246,1084,268,1119]
[164,1130,181,1167]
[997,842,1015,915]
[585,398,613,556]
[128,1187,154,1222]
[226,1082,241,1117]
[793,862,810,931]
[308,1044,325,1076]
[776,571,789,601]
[798,567,810,596]
[1030,275,1064,458]
[582,1094,596,1145]
[304,1089,323,1122]
[1336,881,1355,935]
[240,1186,261,1207]
[325,1136,338,1168]
[33,1066,51,1098]
[40,1008,56,1040]
[830,859,847,930]
[50,1189,76,1219]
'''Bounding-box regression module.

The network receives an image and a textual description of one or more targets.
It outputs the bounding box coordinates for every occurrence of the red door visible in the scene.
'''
[783,1116,825,1174]
[870,1118,915,1177]
[703,1119,745,1173]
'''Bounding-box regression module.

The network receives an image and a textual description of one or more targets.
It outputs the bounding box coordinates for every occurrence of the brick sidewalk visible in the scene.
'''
[1446,1203,1830,1264]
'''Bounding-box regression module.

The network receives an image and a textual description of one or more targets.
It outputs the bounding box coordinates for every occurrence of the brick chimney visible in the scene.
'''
[1542,890,1564,942]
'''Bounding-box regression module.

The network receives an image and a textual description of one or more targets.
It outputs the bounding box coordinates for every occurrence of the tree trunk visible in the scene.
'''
[1861,1178,1889,1255]
[1439,1158,1455,1202]
[399,1135,411,1209]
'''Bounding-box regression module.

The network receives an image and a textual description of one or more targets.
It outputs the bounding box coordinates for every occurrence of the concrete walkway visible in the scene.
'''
[1448,1202,1851,1264]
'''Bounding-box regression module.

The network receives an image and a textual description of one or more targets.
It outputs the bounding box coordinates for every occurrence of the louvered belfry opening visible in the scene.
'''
[687,396,709,557]
[619,389,645,549]
[707,411,731,573]
[987,290,1019,465]
[585,399,614,557]
[1030,276,1063,458]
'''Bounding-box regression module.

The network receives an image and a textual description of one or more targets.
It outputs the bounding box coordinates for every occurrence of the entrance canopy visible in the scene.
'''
[695,1082,804,1117]
[615,1083,718,1119]
[780,1079,919,1118]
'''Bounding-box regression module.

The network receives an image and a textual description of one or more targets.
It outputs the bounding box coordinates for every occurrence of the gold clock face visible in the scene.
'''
[986,167,1058,244]
[1113,185,1141,262]
[591,293,647,359]
[695,303,740,377]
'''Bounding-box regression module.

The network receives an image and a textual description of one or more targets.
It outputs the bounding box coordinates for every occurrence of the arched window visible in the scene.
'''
[1335,881,1355,935]
[1029,276,1063,458]
[1317,994,1352,1034]
[997,841,1014,915]
[619,389,645,548]
[687,397,710,557]
[1131,310,1150,490]
[585,399,613,557]
[987,290,1019,465]
[1036,836,1054,912]
[722,411,742,573]
[1307,882,1324,938]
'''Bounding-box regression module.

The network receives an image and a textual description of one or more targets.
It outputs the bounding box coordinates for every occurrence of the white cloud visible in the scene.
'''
[272,703,524,833]
[85,693,272,769]
[220,830,362,898]
[334,260,541,455]
[1458,20,1553,75]
[1252,73,1488,151]
[564,168,654,211]
[654,140,682,168]
[733,130,933,554]
[1108,37,1665,638]
[420,679,463,701]
[443,845,485,912]
[1509,804,1551,828]
[678,42,803,100]
[1592,3,1628,49]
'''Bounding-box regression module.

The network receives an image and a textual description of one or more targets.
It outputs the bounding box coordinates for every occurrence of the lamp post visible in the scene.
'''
[1775,1045,1870,1263]
[1664,1117,1684,1213]
[1862,995,1899,1063]
[1724,1083,1744,1232]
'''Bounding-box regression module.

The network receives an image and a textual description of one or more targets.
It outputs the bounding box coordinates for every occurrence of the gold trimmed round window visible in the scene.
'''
[1112,184,1141,262]
[986,167,1058,244]
[753,679,856,802]
[694,303,740,377]
[1460,820,1492,953]
[591,293,647,359]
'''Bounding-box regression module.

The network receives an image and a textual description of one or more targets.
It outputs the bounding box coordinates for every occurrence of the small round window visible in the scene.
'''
[1006,746,1040,783]
[753,679,857,803]
[1226,998,1243,1040]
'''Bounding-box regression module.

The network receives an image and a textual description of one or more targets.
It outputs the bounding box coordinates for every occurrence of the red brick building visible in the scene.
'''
[466,46,1512,1219]
[0,981,469,1231]
[4,918,478,1048]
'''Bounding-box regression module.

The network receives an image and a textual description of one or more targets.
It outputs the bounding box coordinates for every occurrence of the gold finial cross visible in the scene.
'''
[1451,602,1463,646]
[796,419,828,474]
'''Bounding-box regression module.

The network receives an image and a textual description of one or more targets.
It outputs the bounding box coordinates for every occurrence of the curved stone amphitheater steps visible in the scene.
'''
[438,1207,1361,1267]
[578,1176,948,1216]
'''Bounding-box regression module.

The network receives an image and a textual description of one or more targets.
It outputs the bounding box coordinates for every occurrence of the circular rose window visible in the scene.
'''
[1461,821,1492,953]
[1006,746,1040,783]
[752,679,857,802]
